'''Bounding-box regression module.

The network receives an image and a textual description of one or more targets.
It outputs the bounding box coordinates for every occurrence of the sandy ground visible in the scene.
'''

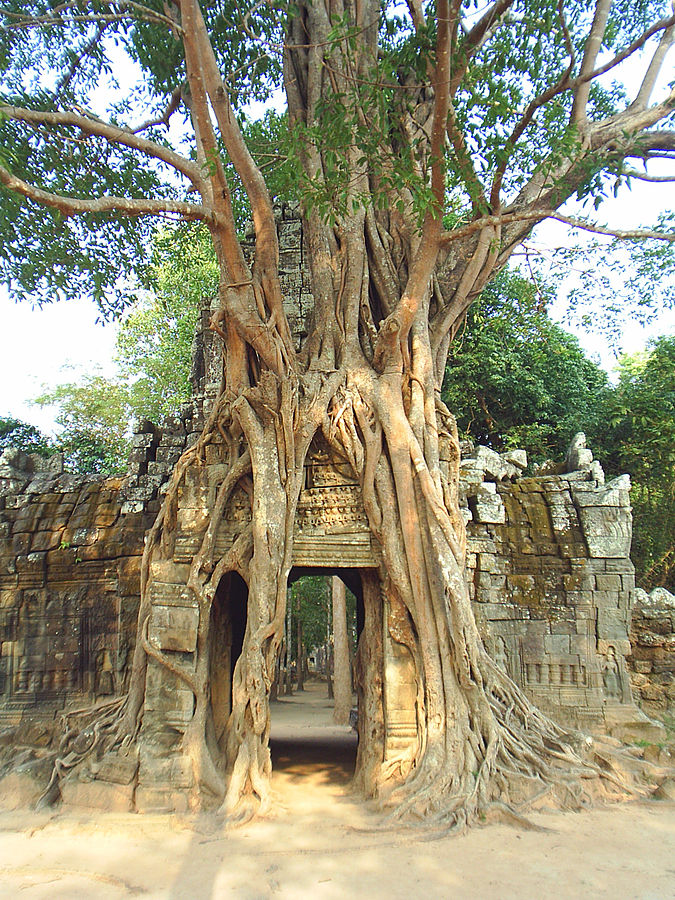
[1,681,674,900]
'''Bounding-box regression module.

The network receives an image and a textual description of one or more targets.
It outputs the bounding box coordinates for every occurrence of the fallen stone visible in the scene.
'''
[653,776,675,801]
[60,775,135,812]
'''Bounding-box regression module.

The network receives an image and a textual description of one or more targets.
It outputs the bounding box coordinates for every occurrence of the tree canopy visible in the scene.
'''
[603,335,675,589]
[1,0,674,330]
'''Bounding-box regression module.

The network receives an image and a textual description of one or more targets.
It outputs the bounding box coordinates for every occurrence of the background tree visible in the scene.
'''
[443,269,612,462]
[1,0,674,829]
[0,416,55,459]
[603,336,675,590]
[332,577,352,725]
[34,373,131,474]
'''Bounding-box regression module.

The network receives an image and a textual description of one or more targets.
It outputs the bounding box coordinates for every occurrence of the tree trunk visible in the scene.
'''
[284,589,292,696]
[332,577,351,725]
[296,613,304,692]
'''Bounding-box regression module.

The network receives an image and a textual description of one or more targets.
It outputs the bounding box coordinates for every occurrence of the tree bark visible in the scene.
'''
[332,577,352,726]
[296,611,305,692]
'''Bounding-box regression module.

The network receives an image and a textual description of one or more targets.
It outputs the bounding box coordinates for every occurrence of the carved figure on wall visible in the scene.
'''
[494,636,509,674]
[602,646,622,701]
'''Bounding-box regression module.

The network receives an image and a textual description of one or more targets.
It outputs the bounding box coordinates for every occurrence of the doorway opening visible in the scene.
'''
[270,568,364,789]
[209,571,248,751]
[208,566,384,798]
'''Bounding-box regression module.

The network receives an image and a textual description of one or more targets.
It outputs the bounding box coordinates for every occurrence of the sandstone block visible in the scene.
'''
[597,608,631,641]
[148,604,199,653]
[94,751,139,785]
[135,786,189,814]
[473,486,505,524]
[595,574,622,591]
[61,777,135,812]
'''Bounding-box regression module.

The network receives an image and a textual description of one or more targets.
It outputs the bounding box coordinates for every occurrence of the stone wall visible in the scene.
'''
[0,424,654,743]
[0,449,153,727]
[629,588,675,718]
[458,439,650,737]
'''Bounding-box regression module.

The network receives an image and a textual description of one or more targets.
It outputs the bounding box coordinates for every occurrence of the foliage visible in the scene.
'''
[34,373,131,474]
[543,211,675,352]
[117,221,217,423]
[443,270,612,463]
[602,335,675,589]
[1,1,673,314]
[290,576,331,655]
[0,0,282,315]
[0,415,55,458]
[30,220,219,466]
[289,575,357,660]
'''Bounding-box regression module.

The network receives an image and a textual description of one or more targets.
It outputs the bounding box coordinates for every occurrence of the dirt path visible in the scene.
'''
[1,682,674,899]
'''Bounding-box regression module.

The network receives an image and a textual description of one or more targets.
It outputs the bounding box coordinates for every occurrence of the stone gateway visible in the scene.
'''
[0,207,663,815]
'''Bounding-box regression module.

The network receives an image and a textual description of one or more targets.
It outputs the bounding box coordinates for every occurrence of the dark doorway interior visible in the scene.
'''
[210,571,248,749]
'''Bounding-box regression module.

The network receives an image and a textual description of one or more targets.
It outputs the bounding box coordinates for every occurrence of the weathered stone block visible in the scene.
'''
[148,604,199,653]
[61,777,135,812]
[473,486,506,525]
[595,574,622,592]
[94,751,139,785]
[545,634,570,654]
[135,786,189,814]
[577,505,632,558]
[597,638,631,657]
[598,608,631,641]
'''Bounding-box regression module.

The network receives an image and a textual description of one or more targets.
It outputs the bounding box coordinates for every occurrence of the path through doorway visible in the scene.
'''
[270,681,357,800]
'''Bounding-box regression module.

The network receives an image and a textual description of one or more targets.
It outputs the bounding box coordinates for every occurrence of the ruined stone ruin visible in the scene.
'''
[0,204,669,812]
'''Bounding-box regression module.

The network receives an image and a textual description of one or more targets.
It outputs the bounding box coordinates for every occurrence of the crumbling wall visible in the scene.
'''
[629,588,675,718]
[0,426,653,742]
[0,450,153,728]
[458,438,651,737]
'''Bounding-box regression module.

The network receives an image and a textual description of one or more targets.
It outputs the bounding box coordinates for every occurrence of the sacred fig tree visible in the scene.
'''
[1,0,674,828]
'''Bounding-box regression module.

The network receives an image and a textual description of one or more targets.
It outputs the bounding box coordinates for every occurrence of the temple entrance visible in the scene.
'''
[269,570,362,788]
[207,566,389,795]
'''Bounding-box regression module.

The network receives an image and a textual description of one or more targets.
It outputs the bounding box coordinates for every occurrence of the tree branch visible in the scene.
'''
[439,209,675,246]
[630,16,675,110]
[564,13,675,103]
[570,0,612,124]
[450,0,515,95]
[0,104,205,191]
[405,0,425,31]
[447,100,489,214]
[373,0,453,365]
[132,85,184,134]
[185,0,295,368]
[620,167,675,183]
[54,21,109,100]
[186,0,279,264]
[0,163,209,221]
[489,63,575,210]
[0,1,182,33]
